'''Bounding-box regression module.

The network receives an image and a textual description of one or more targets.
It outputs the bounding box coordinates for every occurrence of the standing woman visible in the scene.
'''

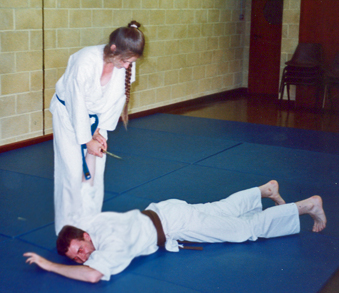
[49,21,145,235]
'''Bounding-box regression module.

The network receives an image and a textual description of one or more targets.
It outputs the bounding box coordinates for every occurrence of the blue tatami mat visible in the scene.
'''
[103,152,187,196]
[108,126,240,163]
[0,169,54,237]
[103,194,153,213]
[120,164,275,204]
[0,235,9,243]
[128,233,339,293]
[129,114,339,155]
[0,140,54,179]
[1,114,339,293]
[19,224,57,252]
[197,142,339,184]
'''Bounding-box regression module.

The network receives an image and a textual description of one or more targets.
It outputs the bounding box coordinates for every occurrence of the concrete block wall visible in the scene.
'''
[42,0,248,137]
[0,0,43,145]
[241,0,251,88]
[0,0,300,145]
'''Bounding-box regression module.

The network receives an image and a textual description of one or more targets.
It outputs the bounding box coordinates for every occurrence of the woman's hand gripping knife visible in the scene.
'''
[86,128,107,158]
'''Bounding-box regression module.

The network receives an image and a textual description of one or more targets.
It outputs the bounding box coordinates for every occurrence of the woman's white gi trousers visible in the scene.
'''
[51,98,106,235]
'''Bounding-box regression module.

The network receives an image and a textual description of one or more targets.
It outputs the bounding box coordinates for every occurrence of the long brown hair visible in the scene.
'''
[104,20,145,127]
[104,20,145,61]
[122,62,133,127]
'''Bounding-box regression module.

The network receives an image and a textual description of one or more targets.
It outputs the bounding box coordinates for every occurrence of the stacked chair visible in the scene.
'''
[322,52,339,109]
[279,43,323,108]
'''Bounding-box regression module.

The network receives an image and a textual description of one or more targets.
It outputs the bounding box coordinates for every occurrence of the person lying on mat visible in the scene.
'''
[24,180,326,283]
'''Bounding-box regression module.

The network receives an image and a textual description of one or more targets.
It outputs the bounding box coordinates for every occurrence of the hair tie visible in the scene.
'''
[130,24,138,29]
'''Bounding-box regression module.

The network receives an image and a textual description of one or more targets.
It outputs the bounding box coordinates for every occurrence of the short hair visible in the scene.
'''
[56,225,86,256]
[103,20,145,61]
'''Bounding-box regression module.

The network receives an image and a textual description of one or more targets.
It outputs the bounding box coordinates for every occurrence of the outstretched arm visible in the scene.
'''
[24,252,103,283]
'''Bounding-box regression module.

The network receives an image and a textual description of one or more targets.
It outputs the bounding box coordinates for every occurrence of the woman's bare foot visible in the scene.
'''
[259,180,286,205]
[296,195,327,232]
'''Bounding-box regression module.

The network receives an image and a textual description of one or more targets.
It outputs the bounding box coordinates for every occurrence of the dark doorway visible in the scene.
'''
[248,0,283,97]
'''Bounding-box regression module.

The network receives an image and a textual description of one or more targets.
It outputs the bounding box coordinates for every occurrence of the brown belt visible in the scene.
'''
[141,210,203,251]
[141,210,166,247]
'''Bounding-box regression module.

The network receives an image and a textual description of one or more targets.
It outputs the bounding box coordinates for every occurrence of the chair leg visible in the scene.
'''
[327,85,334,110]
[279,83,285,107]
[286,84,291,108]
[329,86,334,110]
[315,84,322,111]
[279,71,286,95]
[322,84,328,109]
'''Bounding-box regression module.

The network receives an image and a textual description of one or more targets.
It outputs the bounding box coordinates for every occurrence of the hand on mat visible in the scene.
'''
[92,128,107,150]
[24,252,51,272]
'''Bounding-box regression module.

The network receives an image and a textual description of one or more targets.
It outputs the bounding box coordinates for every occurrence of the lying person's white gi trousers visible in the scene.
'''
[147,187,300,252]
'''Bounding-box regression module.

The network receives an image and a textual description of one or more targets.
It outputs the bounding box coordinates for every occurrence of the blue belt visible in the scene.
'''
[56,94,98,180]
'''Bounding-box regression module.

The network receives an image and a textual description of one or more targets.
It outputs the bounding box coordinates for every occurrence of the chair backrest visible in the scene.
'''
[325,51,339,78]
[286,43,322,67]
[332,52,339,68]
